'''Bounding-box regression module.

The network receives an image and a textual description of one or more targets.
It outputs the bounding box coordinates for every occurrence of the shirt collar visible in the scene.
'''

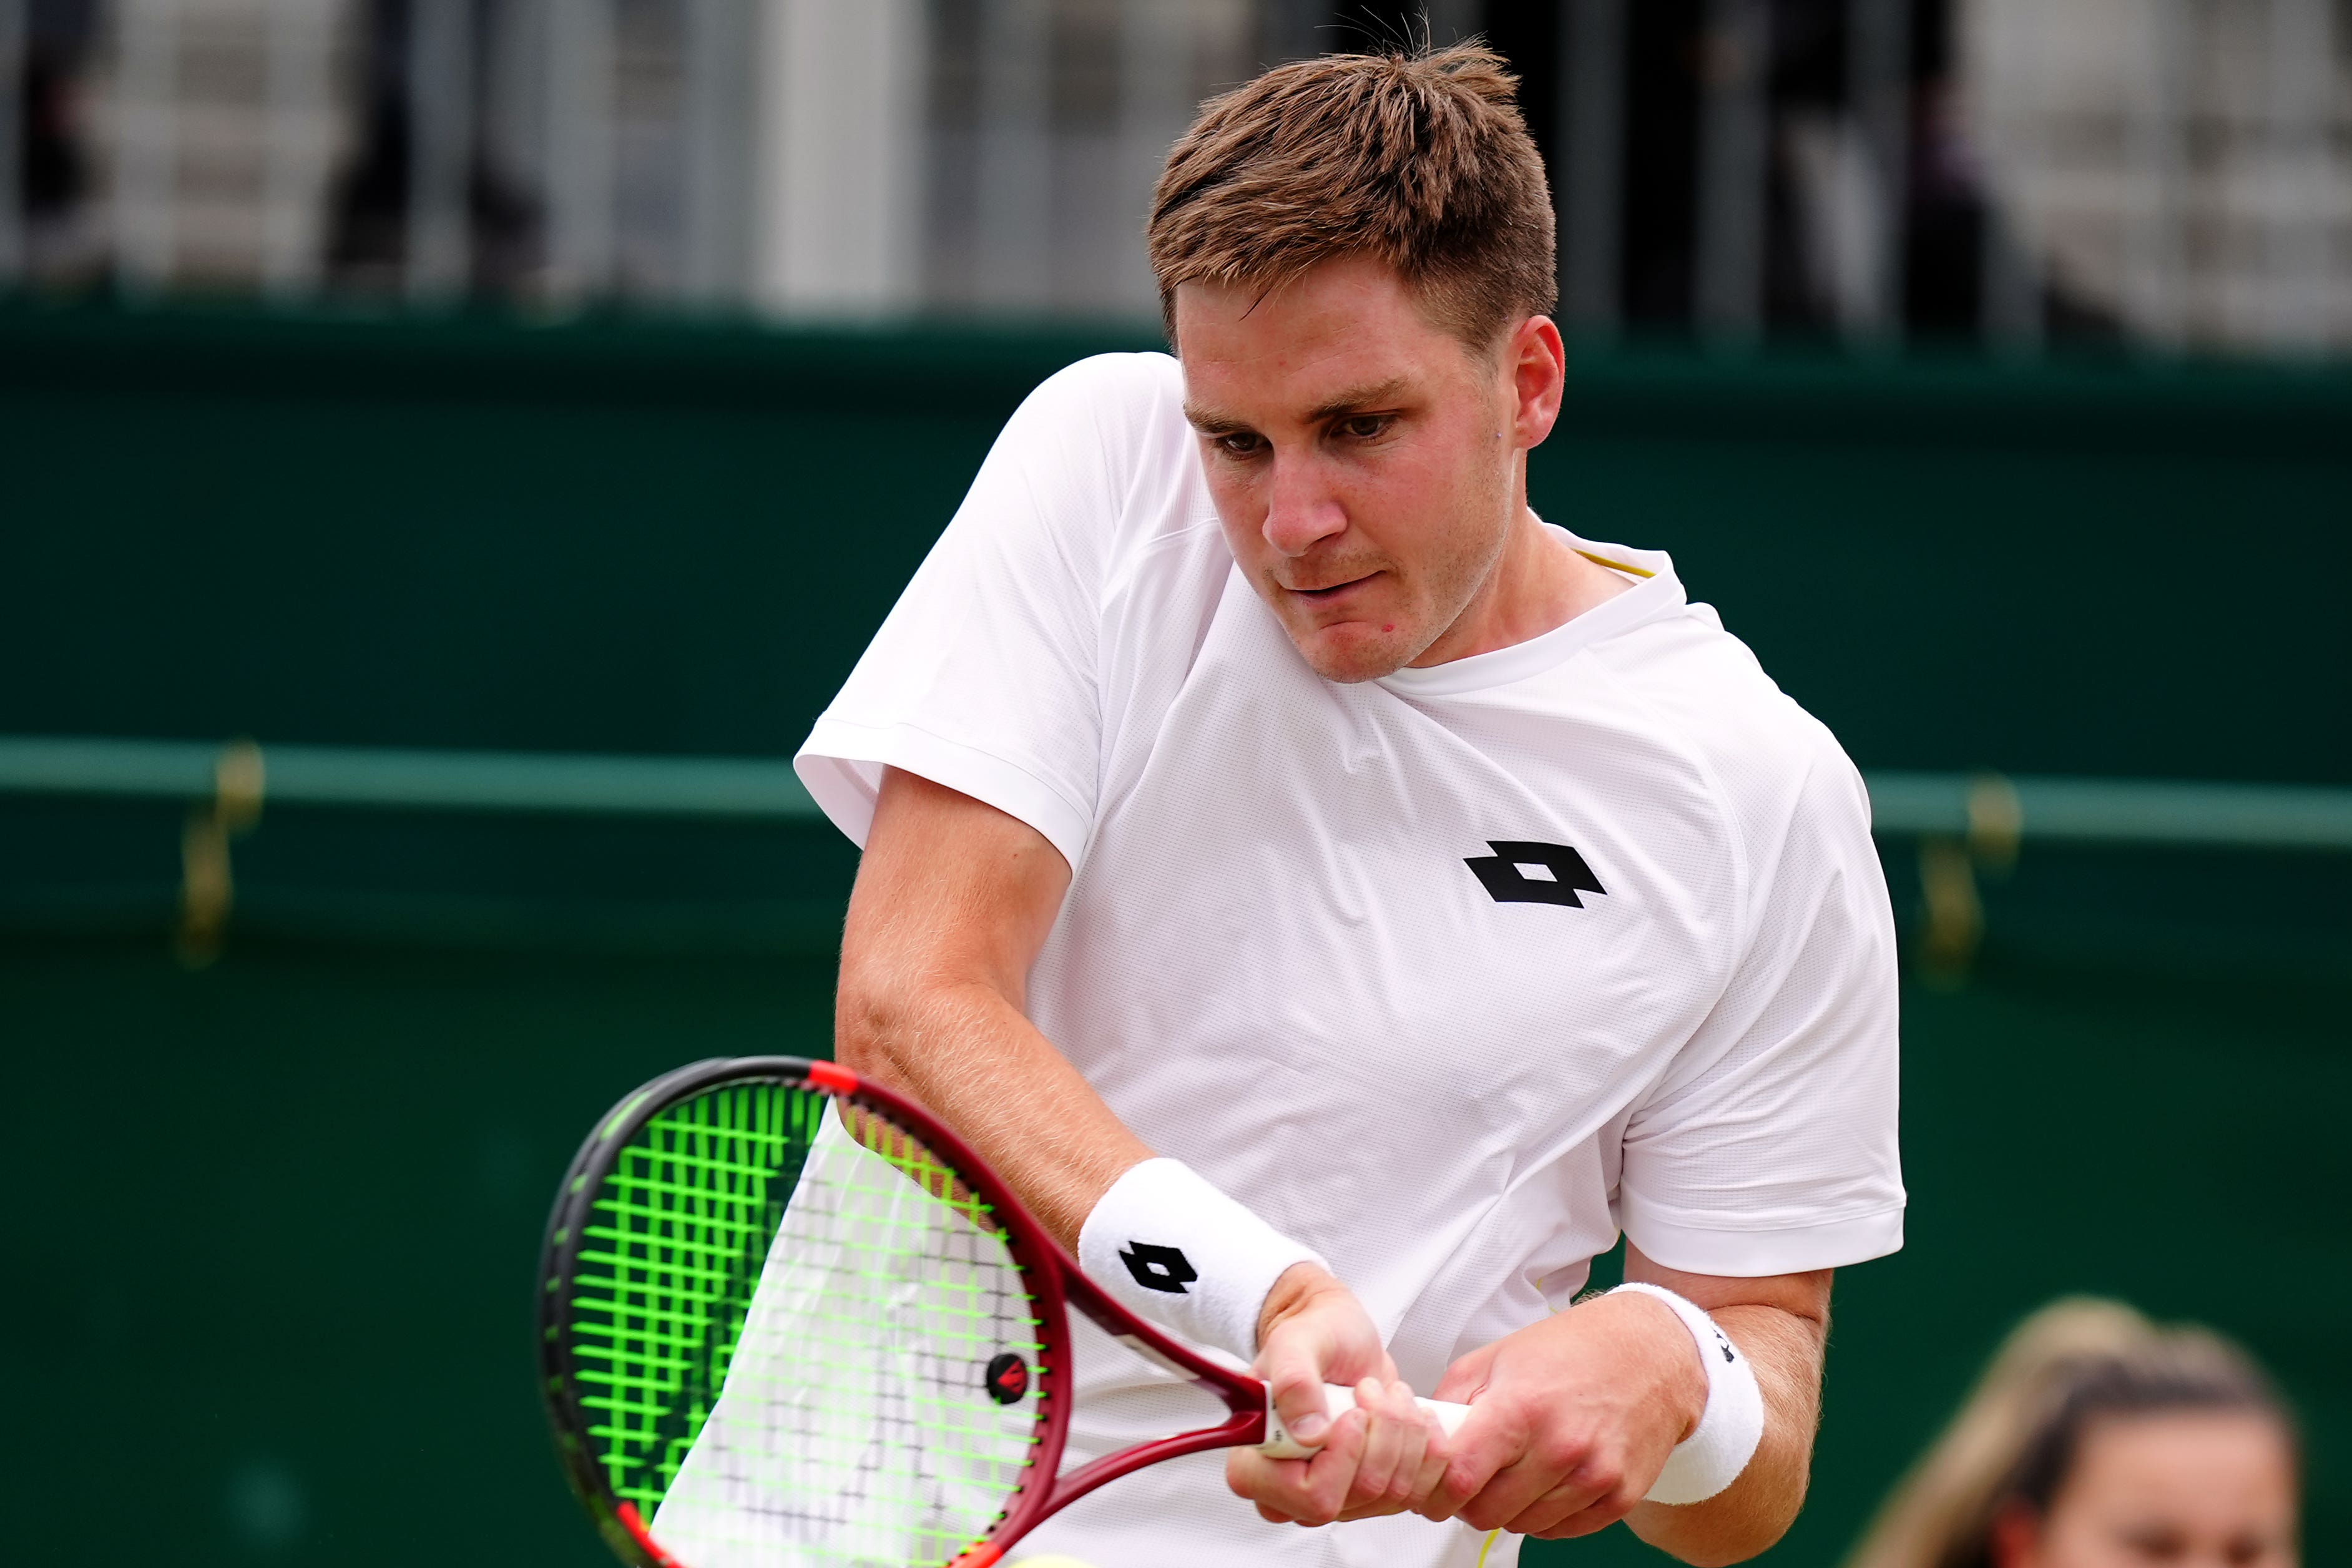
[1374,526,1686,699]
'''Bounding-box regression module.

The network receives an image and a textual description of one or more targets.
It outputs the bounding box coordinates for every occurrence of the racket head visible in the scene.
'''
[536,1057,1075,1568]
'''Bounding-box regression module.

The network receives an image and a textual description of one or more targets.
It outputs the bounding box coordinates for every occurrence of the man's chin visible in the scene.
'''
[1289,620,1424,684]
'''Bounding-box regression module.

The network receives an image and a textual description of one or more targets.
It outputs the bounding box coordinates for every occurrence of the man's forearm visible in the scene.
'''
[1625,1301,1826,1566]
[836,970,1148,1248]
[836,767,1151,1250]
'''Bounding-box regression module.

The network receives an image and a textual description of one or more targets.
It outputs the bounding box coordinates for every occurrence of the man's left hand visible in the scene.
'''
[1419,1257,1832,1563]
[1414,1290,1707,1538]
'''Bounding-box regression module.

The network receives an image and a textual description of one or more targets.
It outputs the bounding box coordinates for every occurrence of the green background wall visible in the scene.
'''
[7,303,2349,783]
[2,303,2345,1565]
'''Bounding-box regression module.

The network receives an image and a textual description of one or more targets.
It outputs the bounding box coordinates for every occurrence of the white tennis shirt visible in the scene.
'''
[795,352,1902,1568]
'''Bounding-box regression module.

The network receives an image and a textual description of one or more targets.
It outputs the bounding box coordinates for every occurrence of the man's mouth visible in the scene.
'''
[1287,573,1375,602]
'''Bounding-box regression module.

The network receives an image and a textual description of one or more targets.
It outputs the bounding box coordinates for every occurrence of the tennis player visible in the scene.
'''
[795,43,1902,1568]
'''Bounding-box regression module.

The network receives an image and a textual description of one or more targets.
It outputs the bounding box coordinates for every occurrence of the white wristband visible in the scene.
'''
[1078,1158,1326,1362]
[1610,1283,1766,1504]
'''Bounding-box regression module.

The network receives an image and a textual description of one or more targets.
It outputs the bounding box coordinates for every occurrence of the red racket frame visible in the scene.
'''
[539,1056,1278,1568]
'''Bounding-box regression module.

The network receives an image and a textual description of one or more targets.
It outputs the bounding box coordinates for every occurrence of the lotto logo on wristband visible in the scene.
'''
[1080,1158,1325,1361]
[1119,1242,1198,1294]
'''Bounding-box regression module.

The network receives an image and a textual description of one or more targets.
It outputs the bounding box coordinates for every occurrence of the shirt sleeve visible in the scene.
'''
[795,353,1171,871]
[1615,738,1906,1276]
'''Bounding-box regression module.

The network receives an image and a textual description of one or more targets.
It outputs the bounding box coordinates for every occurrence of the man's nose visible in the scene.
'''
[1262,455,1346,557]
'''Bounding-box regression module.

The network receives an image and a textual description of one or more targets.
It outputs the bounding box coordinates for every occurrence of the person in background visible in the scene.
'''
[1843,1298,2298,1568]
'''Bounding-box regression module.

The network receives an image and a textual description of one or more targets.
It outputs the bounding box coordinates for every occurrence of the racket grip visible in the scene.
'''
[1258,1383,1473,1459]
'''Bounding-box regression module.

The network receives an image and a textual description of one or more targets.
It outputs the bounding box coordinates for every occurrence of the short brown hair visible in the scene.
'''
[1147,42,1556,348]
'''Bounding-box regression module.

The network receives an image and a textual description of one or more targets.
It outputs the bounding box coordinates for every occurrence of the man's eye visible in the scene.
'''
[1340,415,1389,440]
[1214,433,1264,457]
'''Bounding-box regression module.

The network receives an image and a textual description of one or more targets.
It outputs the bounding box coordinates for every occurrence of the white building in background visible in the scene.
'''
[752,0,925,315]
[19,0,1262,318]
[1966,0,2352,353]
[81,0,360,293]
[3,0,2347,353]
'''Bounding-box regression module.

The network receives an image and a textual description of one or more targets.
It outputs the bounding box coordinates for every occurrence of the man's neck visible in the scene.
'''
[1408,510,1636,668]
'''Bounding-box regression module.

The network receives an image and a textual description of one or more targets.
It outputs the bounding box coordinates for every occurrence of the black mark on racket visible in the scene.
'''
[984,1352,1031,1404]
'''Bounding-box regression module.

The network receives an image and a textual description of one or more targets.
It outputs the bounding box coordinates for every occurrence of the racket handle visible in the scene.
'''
[1258,1383,1473,1459]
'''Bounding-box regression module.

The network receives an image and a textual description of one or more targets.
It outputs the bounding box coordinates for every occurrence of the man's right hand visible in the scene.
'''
[1223,1263,1453,1526]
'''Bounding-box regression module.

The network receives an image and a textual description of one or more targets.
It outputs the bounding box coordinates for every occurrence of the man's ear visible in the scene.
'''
[1507,314,1567,451]
[1988,1501,2043,1568]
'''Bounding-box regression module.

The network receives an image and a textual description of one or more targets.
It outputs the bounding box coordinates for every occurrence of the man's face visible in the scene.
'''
[1175,256,1531,684]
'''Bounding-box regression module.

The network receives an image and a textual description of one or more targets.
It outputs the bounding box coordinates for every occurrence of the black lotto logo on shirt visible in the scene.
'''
[1464,841,1609,908]
[1120,1242,1198,1294]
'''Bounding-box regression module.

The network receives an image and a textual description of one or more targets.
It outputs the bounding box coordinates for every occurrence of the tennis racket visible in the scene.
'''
[537,1056,1468,1568]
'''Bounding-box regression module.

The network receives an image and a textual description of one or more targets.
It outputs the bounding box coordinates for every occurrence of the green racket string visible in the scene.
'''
[556,1079,1048,1567]
[569,1082,818,1512]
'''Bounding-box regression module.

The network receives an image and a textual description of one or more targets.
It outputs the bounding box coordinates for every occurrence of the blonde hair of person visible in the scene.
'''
[1842,1297,2293,1568]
